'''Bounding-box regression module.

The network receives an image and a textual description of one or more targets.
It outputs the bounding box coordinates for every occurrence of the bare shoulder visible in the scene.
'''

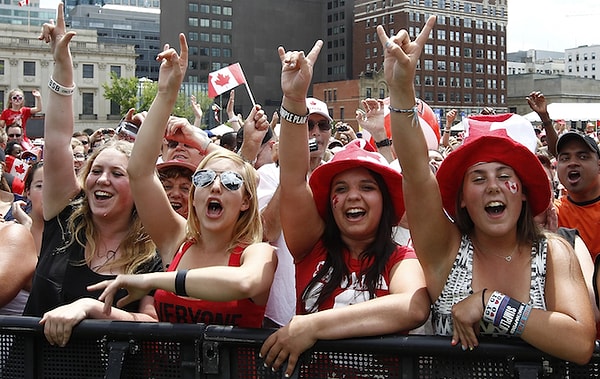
[0,222,32,240]
[545,233,581,275]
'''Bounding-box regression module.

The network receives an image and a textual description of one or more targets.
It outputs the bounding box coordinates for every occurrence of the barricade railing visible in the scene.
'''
[0,315,598,378]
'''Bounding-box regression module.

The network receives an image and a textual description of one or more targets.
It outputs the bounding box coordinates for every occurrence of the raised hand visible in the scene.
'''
[156,33,188,95]
[38,2,76,66]
[376,16,436,92]
[278,40,323,101]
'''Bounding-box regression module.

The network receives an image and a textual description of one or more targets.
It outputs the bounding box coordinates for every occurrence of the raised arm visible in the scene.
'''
[527,91,558,158]
[377,18,459,291]
[127,34,189,262]
[30,89,42,114]
[38,3,81,220]
[277,41,326,261]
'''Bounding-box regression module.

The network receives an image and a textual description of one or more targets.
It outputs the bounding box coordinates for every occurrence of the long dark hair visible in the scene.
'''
[301,170,398,313]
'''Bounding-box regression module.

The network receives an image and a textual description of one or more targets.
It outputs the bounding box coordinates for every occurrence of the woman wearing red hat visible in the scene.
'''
[377,17,595,364]
[259,39,430,377]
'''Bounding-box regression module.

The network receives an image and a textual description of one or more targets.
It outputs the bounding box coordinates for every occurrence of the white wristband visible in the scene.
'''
[48,76,76,96]
[228,117,240,123]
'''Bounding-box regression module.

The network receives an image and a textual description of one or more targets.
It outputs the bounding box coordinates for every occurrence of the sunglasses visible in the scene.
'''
[192,169,244,191]
[11,95,23,101]
[80,140,89,145]
[167,140,193,149]
[308,119,331,132]
[8,134,22,138]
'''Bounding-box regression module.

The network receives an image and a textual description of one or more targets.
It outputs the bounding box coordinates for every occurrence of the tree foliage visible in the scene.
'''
[101,72,138,115]
[102,73,213,127]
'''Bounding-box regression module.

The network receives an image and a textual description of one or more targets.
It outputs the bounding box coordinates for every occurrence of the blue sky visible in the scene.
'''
[40,0,600,53]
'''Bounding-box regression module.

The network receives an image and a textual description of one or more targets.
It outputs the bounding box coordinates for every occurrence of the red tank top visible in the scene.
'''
[153,240,265,328]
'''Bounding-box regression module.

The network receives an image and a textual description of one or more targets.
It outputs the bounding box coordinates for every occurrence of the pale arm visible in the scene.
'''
[127,35,189,263]
[377,19,460,300]
[517,236,596,365]
[39,296,157,347]
[0,224,37,307]
[90,242,277,313]
[260,258,430,377]
[30,89,42,114]
[277,41,326,261]
[38,3,80,220]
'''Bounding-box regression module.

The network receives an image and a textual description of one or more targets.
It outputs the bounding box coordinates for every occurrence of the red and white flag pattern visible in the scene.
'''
[18,0,29,6]
[368,97,440,150]
[9,158,29,182]
[207,63,247,98]
[460,113,537,153]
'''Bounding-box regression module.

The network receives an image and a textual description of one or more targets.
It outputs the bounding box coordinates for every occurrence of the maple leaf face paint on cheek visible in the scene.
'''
[332,195,339,209]
[505,181,519,194]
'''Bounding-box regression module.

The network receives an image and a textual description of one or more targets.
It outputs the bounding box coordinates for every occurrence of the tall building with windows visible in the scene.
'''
[353,0,508,124]
[565,46,600,80]
[161,0,324,116]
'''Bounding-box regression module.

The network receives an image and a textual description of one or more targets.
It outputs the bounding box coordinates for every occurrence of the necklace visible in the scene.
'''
[473,240,519,262]
[91,249,118,271]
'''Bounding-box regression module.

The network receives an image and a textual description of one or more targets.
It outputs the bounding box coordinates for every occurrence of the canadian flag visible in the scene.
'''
[460,113,537,153]
[8,158,29,182]
[18,0,29,6]
[207,63,247,98]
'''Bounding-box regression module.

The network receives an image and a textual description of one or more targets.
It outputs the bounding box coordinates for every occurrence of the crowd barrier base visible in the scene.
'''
[0,316,599,378]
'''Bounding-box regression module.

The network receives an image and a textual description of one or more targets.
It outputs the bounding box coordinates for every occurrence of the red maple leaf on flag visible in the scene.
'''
[215,73,231,87]
[14,163,26,175]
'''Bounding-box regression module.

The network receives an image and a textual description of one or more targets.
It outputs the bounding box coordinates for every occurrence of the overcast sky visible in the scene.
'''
[39,0,600,53]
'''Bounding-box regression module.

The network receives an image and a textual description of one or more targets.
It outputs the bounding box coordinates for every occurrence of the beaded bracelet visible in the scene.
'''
[388,105,419,128]
[48,76,76,96]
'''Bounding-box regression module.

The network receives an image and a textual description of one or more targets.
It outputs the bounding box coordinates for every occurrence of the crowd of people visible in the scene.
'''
[1,2,600,374]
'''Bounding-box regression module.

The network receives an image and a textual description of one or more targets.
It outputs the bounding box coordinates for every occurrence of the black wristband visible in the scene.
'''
[175,269,189,297]
[375,138,392,148]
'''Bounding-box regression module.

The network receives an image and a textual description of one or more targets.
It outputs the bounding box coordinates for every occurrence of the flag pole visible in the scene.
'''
[244,82,256,107]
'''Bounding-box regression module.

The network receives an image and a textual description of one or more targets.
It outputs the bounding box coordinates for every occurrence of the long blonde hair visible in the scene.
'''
[185,150,262,252]
[67,140,156,273]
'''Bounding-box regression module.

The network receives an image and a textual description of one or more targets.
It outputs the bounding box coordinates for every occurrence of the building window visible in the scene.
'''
[82,93,94,115]
[200,19,210,27]
[23,61,35,77]
[223,21,232,29]
[222,34,231,44]
[366,88,372,98]
[223,6,232,16]
[211,48,221,57]
[189,17,198,27]
[212,34,221,43]
[0,60,4,75]
[200,4,209,13]
[110,65,121,77]
[211,5,221,14]
[189,3,198,12]
[211,20,221,28]
[424,75,433,85]
[223,48,232,58]
[200,33,210,42]
[83,64,94,79]
[189,32,199,41]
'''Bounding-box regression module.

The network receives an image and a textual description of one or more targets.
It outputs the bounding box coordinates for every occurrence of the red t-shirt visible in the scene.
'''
[295,239,417,314]
[1,107,32,136]
[153,240,265,328]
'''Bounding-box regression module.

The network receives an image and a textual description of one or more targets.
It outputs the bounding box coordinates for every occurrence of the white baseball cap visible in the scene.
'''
[306,98,332,122]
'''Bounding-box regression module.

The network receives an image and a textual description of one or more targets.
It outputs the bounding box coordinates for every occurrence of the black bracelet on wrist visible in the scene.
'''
[442,129,451,134]
[175,269,189,297]
[375,138,392,148]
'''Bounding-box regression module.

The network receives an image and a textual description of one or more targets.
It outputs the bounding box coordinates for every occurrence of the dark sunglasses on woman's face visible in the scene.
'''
[12,95,23,101]
[308,119,331,132]
[191,169,244,191]
[167,140,193,149]
[8,134,22,138]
